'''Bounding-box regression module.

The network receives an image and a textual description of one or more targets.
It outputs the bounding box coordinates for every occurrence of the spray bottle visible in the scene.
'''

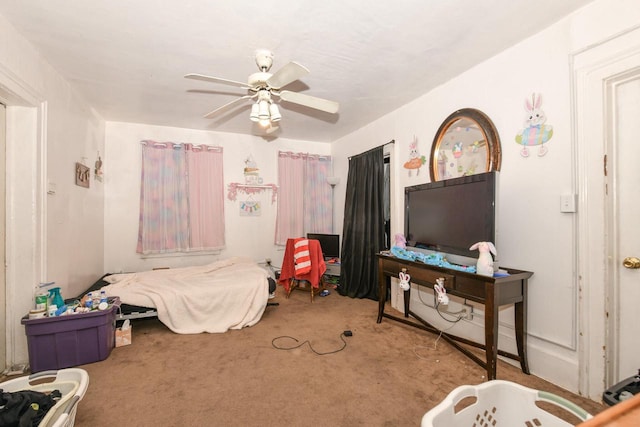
[48,287,64,311]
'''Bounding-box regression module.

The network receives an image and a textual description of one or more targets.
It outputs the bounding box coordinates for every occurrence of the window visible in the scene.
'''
[137,141,225,254]
[275,151,332,245]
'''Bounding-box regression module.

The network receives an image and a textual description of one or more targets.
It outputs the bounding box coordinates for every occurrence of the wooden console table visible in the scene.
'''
[376,253,533,380]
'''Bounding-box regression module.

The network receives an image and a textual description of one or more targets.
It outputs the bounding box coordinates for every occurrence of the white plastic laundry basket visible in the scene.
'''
[422,380,592,427]
[0,368,89,427]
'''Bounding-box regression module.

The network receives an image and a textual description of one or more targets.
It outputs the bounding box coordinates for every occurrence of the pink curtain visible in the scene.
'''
[137,141,224,254]
[185,144,225,250]
[304,154,332,232]
[275,151,332,245]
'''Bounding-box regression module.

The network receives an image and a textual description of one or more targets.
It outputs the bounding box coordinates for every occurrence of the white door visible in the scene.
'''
[574,27,640,399]
[608,73,640,383]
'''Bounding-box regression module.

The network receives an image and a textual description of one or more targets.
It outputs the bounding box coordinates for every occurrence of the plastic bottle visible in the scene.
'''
[34,291,48,311]
[99,290,109,310]
[92,292,100,308]
[86,292,93,310]
[48,287,64,310]
[55,305,68,316]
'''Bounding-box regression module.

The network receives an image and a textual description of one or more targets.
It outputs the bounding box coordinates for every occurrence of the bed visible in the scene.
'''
[77,275,159,321]
[78,257,270,334]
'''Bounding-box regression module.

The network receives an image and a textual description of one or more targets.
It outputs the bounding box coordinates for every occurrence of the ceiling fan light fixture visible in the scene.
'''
[249,103,260,122]
[258,100,270,120]
[186,50,339,132]
[269,103,282,122]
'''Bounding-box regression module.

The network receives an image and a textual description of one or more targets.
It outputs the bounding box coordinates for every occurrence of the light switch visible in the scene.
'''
[560,194,576,213]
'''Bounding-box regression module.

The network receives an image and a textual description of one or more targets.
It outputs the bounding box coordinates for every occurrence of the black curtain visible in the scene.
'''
[338,146,385,300]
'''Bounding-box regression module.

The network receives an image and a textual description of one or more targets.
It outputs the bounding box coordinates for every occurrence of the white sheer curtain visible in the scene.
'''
[275,151,332,245]
[137,141,225,254]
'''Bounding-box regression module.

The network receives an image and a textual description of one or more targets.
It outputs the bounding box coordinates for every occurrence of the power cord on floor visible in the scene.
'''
[413,321,459,359]
[272,331,350,355]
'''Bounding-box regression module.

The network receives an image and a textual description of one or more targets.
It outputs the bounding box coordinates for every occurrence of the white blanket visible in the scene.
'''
[101,257,269,334]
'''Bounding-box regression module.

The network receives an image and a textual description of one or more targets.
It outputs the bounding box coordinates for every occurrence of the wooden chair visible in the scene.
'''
[287,276,325,302]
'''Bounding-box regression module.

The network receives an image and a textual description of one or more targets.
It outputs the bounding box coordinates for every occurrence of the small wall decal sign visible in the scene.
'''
[75,162,90,188]
[240,200,261,216]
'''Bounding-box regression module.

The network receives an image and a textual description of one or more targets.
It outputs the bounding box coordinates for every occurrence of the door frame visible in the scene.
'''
[572,25,640,400]
[0,103,5,372]
[0,62,47,371]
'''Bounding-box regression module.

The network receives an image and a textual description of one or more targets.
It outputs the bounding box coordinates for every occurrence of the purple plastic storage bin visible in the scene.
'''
[21,297,120,372]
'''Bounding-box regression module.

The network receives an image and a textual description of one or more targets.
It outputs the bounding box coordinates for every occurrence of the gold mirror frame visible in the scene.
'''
[429,108,502,181]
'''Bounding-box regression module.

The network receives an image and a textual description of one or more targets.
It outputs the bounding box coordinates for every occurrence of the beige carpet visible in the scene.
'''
[61,287,605,426]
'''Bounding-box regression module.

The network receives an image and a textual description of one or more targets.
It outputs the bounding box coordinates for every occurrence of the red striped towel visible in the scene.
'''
[293,238,312,275]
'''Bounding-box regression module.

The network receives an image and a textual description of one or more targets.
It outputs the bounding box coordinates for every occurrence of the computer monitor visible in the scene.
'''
[306,233,340,259]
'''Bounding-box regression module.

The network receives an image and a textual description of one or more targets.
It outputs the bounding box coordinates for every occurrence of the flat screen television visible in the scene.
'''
[404,171,498,266]
[306,233,340,259]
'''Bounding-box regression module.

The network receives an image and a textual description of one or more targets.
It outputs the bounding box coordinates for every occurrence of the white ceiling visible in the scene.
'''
[0,0,593,142]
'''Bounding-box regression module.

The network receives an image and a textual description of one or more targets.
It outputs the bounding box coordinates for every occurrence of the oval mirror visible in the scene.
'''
[429,108,502,181]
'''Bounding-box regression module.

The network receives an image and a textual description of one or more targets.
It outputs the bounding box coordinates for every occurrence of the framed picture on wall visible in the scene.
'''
[75,162,90,188]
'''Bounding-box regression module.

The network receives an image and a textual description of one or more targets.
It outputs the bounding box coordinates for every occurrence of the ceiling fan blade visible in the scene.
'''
[185,73,251,89]
[266,62,309,89]
[203,95,254,119]
[279,90,339,114]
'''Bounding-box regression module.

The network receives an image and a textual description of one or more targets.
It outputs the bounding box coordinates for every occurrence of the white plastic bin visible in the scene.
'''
[422,380,592,427]
[0,368,89,427]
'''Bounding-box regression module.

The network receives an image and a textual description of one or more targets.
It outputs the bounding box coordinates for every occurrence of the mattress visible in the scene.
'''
[99,257,269,333]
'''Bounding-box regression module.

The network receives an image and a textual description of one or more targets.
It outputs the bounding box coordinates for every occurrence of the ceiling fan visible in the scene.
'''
[185,49,339,128]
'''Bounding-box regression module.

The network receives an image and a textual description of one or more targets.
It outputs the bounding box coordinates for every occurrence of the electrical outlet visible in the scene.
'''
[461,304,474,320]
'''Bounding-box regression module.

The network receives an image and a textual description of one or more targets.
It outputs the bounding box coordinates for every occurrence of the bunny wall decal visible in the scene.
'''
[403,135,426,176]
[515,93,553,157]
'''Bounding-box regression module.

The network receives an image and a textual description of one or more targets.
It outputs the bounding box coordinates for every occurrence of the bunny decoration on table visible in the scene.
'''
[469,241,497,277]
[394,233,407,249]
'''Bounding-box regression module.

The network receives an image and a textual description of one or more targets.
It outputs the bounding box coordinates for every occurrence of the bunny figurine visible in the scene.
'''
[394,233,406,249]
[469,241,497,277]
